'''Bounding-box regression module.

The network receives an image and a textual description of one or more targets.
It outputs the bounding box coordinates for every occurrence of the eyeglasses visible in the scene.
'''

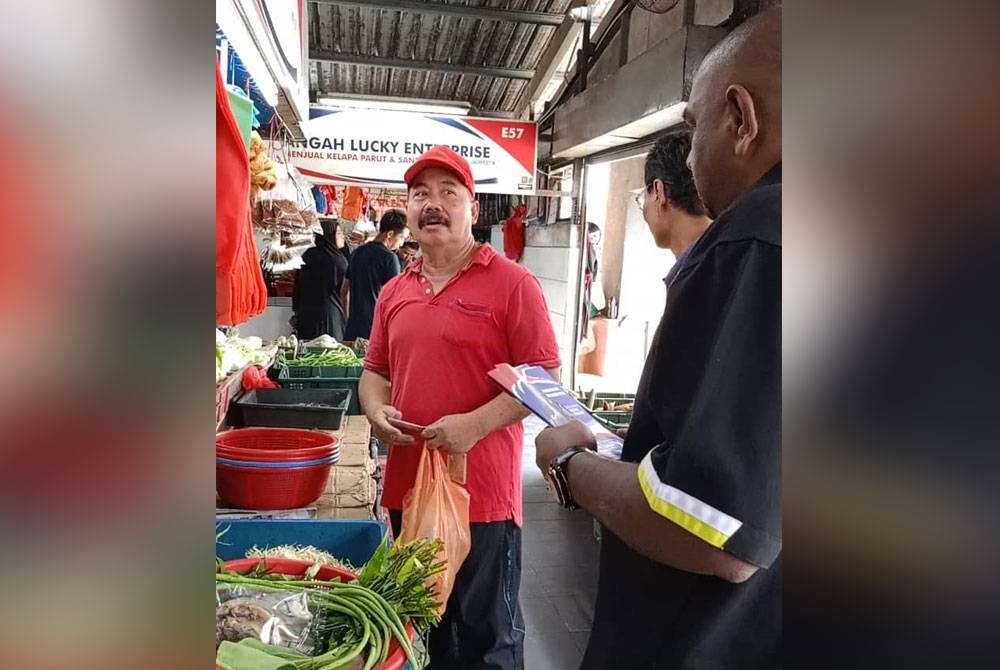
[633,184,652,211]
[633,191,644,210]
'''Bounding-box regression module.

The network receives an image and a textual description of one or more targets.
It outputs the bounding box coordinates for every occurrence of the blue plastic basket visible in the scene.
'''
[215,455,339,468]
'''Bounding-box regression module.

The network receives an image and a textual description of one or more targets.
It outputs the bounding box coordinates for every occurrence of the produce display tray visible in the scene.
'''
[577,391,636,404]
[214,519,387,567]
[577,392,637,414]
[593,410,633,428]
[299,344,366,356]
[278,368,363,415]
[280,364,364,379]
[230,388,351,430]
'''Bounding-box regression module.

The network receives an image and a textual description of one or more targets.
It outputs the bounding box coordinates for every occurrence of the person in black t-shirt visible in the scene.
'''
[342,209,409,340]
[534,8,782,669]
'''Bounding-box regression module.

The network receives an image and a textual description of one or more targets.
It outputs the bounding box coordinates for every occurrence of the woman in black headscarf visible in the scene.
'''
[292,219,349,340]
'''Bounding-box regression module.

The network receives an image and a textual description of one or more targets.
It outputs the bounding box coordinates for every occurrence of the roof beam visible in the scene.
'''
[311,50,536,80]
[310,0,566,27]
[515,1,585,117]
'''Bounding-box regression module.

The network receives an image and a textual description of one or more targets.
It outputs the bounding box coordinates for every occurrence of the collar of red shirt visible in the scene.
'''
[405,243,497,275]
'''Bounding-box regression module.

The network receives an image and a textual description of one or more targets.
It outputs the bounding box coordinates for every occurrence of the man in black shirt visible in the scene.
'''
[342,209,409,340]
[535,7,782,668]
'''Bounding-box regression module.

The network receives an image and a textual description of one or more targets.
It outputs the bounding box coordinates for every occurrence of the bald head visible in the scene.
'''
[684,7,782,217]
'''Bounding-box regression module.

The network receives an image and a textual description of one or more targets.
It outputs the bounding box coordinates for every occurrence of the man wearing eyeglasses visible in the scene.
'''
[633,132,712,269]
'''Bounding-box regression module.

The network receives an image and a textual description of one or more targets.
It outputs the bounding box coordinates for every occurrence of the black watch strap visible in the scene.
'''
[547,446,588,510]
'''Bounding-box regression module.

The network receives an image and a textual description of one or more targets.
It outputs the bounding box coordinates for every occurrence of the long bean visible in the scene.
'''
[318,584,413,657]
[316,592,383,665]
[281,347,361,368]
[316,588,394,666]
[300,582,416,666]
[217,572,416,665]
[308,620,369,670]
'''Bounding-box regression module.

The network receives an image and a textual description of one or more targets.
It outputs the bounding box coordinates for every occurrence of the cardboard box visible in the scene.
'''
[342,415,371,445]
[315,493,376,520]
[320,416,372,466]
[337,439,372,467]
[326,463,378,506]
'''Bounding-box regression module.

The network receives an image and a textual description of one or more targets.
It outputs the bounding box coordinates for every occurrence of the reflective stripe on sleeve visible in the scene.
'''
[637,452,743,549]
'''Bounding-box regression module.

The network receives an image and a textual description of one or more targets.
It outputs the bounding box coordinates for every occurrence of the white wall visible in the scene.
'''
[519,223,581,384]
[242,299,295,342]
[575,155,677,395]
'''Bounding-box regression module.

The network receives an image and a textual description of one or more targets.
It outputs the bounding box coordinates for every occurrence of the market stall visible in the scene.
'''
[215,4,427,666]
[215,3,560,666]
[216,336,381,519]
[214,337,441,669]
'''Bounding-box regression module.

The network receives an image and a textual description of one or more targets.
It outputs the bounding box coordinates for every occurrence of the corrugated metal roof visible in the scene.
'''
[309,0,573,115]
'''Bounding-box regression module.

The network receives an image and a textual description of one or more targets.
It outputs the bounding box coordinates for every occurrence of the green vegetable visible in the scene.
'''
[217,537,445,669]
[355,536,445,638]
[217,641,299,670]
[216,568,420,669]
[279,346,362,369]
[236,639,311,661]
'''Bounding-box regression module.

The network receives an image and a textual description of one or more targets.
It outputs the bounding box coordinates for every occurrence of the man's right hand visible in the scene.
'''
[368,405,415,445]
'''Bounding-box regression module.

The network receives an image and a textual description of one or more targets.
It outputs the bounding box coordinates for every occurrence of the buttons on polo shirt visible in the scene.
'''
[424,289,431,295]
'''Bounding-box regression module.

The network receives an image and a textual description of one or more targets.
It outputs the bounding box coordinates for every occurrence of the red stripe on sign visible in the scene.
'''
[297,167,404,186]
[464,119,537,176]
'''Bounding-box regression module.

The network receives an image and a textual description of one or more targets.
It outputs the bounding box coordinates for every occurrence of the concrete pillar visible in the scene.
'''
[601,156,646,302]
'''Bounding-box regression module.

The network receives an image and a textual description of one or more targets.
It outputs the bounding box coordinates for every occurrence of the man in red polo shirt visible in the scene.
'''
[359,146,560,669]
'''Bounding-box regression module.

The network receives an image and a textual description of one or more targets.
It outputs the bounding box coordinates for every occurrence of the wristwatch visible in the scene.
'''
[547,447,588,510]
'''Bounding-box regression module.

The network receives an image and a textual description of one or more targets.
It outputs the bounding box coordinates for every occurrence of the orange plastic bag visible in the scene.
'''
[399,449,471,614]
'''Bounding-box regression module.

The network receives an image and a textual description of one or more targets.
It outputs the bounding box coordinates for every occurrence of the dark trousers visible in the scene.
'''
[389,510,525,670]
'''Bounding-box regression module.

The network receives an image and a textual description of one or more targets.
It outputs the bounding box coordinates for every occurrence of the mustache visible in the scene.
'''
[418,211,450,229]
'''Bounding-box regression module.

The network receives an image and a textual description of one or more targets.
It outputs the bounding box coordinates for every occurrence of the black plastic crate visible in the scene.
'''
[230,388,351,430]
[277,369,362,415]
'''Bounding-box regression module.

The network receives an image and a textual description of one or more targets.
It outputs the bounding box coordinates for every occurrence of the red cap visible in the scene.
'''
[404,145,476,196]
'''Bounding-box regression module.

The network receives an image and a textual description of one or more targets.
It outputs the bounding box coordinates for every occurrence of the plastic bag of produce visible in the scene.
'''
[215,584,316,653]
[254,169,305,231]
[399,447,471,614]
[253,140,317,233]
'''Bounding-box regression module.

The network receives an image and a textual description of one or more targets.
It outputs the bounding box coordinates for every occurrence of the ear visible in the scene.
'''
[470,198,480,225]
[652,179,670,209]
[725,84,759,157]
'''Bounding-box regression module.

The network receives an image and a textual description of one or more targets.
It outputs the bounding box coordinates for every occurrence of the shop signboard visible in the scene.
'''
[288,107,538,195]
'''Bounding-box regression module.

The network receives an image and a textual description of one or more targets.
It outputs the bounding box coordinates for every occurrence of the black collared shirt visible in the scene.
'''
[583,164,782,669]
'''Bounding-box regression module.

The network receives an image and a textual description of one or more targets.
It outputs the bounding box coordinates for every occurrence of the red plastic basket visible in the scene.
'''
[216,428,339,463]
[216,461,330,510]
[220,558,414,670]
[216,444,339,462]
[217,427,336,451]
